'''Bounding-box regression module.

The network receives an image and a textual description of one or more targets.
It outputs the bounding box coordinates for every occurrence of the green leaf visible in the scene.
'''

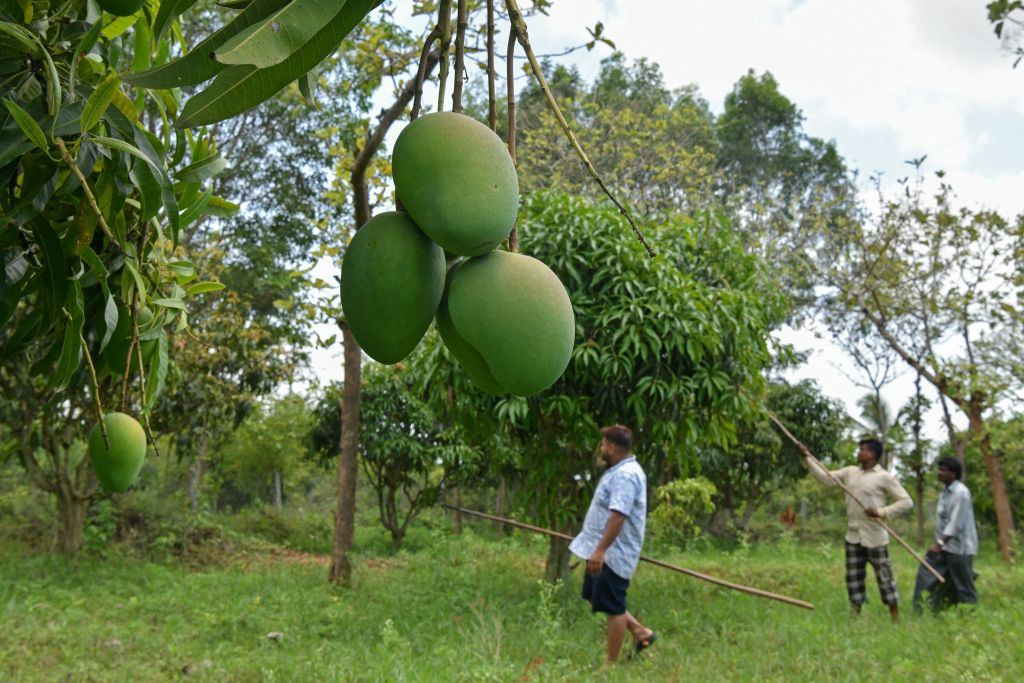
[68,20,105,103]
[168,260,196,280]
[153,0,201,41]
[0,20,42,57]
[81,74,123,134]
[100,294,119,352]
[177,0,379,128]
[145,335,169,411]
[205,195,240,217]
[53,281,85,391]
[91,134,180,242]
[101,14,139,40]
[30,221,67,322]
[187,281,225,295]
[215,0,339,69]
[121,0,295,89]
[298,70,317,105]
[174,152,228,183]
[123,259,148,308]
[152,297,186,309]
[2,98,49,152]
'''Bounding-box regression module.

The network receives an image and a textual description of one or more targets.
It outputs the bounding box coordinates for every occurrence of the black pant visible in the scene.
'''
[913,551,977,612]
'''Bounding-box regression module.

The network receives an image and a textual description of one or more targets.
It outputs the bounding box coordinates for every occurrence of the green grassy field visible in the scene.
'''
[1,522,1022,683]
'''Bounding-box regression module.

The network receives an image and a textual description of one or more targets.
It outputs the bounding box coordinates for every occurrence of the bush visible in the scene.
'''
[648,476,717,548]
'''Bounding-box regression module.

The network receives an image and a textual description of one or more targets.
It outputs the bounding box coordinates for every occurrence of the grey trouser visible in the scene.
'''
[913,550,977,611]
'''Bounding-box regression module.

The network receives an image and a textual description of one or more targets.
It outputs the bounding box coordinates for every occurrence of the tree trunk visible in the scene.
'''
[968,406,1016,561]
[915,468,925,547]
[544,531,572,583]
[187,436,208,513]
[272,470,283,509]
[329,323,361,585]
[452,486,463,534]
[495,476,506,534]
[56,491,89,555]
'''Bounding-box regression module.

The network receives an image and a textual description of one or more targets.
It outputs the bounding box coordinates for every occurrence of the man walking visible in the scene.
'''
[913,457,979,612]
[803,438,913,622]
[569,425,656,669]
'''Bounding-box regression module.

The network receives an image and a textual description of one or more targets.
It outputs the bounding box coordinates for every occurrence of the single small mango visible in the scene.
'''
[88,412,147,493]
[340,211,446,364]
[392,112,519,257]
[443,251,575,396]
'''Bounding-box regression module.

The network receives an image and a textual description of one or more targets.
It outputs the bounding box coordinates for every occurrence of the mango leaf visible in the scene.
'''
[215,0,338,69]
[68,19,105,103]
[153,0,201,41]
[168,260,196,282]
[121,0,294,89]
[91,134,180,243]
[174,152,227,183]
[0,20,42,57]
[177,0,379,128]
[30,221,67,322]
[101,14,139,40]
[145,335,169,411]
[298,70,317,105]
[178,186,212,228]
[152,297,186,309]
[52,281,85,391]
[205,195,240,217]
[123,258,148,308]
[0,99,84,168]
[187,281,225,295]
[2,98,49,152]
[100,294,119,352]
[81,74,123,134]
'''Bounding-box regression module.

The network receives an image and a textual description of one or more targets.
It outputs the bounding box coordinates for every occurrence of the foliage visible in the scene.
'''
[215,394,315,508]
[311,362,464,546]
[700,379,848,532]
[988,0,1024,68]
[648,476,716,549]
[818,168,1024,558]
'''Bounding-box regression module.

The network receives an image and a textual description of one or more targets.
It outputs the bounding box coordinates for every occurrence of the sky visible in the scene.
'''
[309,0,1024,447]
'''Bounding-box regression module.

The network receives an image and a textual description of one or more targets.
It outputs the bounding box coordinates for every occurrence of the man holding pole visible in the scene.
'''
[803,438,913,622]
[569,425,656,669]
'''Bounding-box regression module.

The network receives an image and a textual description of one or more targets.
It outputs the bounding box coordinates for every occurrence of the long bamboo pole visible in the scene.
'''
[766,412,945,583]
[442,504,815,610]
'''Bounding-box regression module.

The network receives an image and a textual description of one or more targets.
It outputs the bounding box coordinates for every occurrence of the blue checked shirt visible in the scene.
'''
[569,456,647,580]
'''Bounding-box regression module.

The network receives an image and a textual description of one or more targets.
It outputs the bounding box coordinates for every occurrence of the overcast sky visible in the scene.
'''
[311,0,1024,447]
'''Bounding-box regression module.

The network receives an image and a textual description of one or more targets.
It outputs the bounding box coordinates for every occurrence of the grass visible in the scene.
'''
[1,522,1022,682]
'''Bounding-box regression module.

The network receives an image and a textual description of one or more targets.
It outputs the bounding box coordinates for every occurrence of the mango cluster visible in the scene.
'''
[341,112,574,396]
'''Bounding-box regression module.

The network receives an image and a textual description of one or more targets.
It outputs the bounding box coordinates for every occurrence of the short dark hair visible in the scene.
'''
[858,438,884,462]
[600,424,632,452]
[937,456,962,480]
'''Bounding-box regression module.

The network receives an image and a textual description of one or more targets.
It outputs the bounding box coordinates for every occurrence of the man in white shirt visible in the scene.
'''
[912,456,979,612]
[569,425,656,669]
[803,438,913,622]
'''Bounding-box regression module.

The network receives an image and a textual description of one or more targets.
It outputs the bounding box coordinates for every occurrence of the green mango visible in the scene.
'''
[88,412,147,493]
[444,251,575,396]
[392,112,518,257]
[436,262,506,395]
[341,211,446,364]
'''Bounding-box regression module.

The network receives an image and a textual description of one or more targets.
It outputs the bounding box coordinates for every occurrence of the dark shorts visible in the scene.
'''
[582,564,630,615]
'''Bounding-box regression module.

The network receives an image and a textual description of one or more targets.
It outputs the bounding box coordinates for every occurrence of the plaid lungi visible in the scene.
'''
[845,542,899,606]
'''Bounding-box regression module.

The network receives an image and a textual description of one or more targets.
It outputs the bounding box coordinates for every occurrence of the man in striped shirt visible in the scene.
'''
[569,425,655,669]
[803,438,914,622]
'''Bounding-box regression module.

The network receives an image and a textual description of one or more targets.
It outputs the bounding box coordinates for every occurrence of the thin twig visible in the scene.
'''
[411,26,441,121]
[442,505,815,610]
[55,138,122,254]
[131,302,160,458]
[506,27,519,254]
[80,333,110,449]
[452,0,468,113]
[436,0,453,113]
[486,0,497,130]
[765,411,945,583]
[504,0,656,258]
